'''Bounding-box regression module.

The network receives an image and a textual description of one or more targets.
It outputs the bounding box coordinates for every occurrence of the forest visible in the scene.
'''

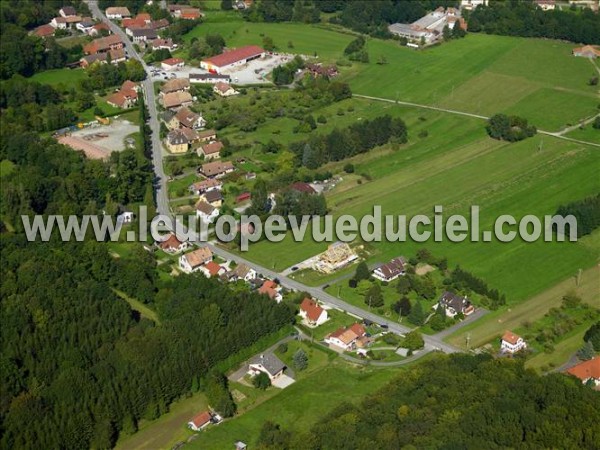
[555,194,600,238]
[255,354,600,449]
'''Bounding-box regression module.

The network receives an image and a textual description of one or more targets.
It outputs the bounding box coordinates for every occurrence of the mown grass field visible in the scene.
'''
[183,14,355,61]
[188,356,428,449]
[241,98,600,303]
[445,264,600,350]
[344,34,598,132]
[29,67,88,86]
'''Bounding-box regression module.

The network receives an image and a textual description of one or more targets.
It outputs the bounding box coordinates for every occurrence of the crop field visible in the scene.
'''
[243,102,600,302]
[345,35,598,132]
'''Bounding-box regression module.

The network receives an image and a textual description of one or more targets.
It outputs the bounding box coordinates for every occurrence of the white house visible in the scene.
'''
[59,6,77,17]
[51,17,68,29]
[228,263,257,282]
[117,211,135,224]
[248,353,286,381]
[566,357,600,386]
[156,233,188,254]
[325,324,366,351]
[198,261,226,278]
[105,6,131,20]
[372,257,406,282]
[76,19,95,34]
[179,247,213,273]
[460,0,487,10]
[500,331,527,354]
[213,82,238,97]
[162,58,185,71]
[195,201,219,223]
[299,298,328,327]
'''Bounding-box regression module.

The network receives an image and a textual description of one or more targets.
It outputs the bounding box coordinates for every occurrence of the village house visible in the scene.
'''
[200,45,265,74]
[437,291,474,318]
[33,24,56,38]
[500,331,527,354]
[198,141,223,160]
[162,57,185,71]
[105,6,131,20]
[200,190,223,208]
[76,18,96,34]
[195,200,219,223]
[151,18,170,31]
[189,73,232,84]
[305,63,338,78]
[156,233,189,254]
[325,323,366,351]
[131,28,158,43]
[566,357,600,386]
[573,45,600,59]
[248,353,286,381]
[181,128,200,146]
[175,107,205,130]
[213,82,238,97]
[160,78,190,96]
[83,34,123,55]
[150,38,177,51]
[162,91,193,110]
[199,261,226,278]
[187,411,212,432]
[199,160,235,178]
[372,257,406,282]
[106,80,139,109]
[228,263,257,282]
[166,129,189,153]
[258,280,283,303]
[122,13,151,31]
[290,181,316,195]
[80,48,126,67]
[189,178,222,196]
[196,129,218,143]
[59,6,77,17]
[169,5,202,19]
[91,22,110,36]
[299,298,328,327]
[179,247,213,273]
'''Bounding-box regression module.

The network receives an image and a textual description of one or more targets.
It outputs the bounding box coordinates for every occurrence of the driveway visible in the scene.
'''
[271,374,295,389]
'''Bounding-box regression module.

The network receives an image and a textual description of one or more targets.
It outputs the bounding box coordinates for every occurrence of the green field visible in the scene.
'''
[29,67,88,86]
[241,99,600,303]
[344,35,598,131]
[565,124,600,143]
[188,357,421,449]
[446,264,600,350]
[183,16,355,61]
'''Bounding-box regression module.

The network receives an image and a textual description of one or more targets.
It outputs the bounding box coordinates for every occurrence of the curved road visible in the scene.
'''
[86,2,462,355]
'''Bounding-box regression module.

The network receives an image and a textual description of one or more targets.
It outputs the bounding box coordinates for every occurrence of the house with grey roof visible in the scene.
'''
[248,353,286,380]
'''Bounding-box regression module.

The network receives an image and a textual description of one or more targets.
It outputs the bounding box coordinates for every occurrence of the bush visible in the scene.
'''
[277,343,288,354]
[343,163,355,173]
[253,372,271,390]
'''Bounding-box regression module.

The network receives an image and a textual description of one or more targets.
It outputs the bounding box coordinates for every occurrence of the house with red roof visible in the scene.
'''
[162,58,185,71]
[200,45,265,74]
[213,82,238,97]
[198,141,224,160]
[83,34,123,55]
[187,411,213,431]
[566,357,600,386]
[500,331,527,354]
[33,24,56,38]
[299,298,328,327]
[155,233,189,254]
[258,280,283,303]
[290,182,316,195]
[199,261,226,278]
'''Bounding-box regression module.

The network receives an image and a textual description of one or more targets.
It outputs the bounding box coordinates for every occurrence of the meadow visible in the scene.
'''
[29,67,88,86]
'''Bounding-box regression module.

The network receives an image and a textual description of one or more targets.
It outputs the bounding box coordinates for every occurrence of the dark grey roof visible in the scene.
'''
[161,110,175,122]
[204,190,223,203]
[189,73,231,81]
[132,28,158,38]
[439,291,471,312]
[250,353,285,376]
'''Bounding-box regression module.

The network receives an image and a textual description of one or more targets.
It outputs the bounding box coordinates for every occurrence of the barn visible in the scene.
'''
[200,45,265,74]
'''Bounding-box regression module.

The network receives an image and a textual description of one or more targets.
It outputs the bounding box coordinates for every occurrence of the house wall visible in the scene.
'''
[167,141,188,153]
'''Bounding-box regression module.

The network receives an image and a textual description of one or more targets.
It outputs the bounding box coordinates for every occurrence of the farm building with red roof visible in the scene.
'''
[200,45,265,74]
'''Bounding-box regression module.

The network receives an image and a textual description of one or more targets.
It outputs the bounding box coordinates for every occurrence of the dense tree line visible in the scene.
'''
[449,265,506,309]
[555,194,600,238]
[290,114,408,169]
[344,36,369,63]
[486,113,536,142]
[0,238,294,449]
[256,354,600,449]
[467,0,600,45]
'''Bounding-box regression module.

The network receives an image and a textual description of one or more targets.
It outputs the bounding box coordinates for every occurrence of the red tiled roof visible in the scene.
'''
[203,45,264,68]
[34,24,55,37]
[158,233,183,250]
[291,182,316,194]
[190,411,211,428]
[201,141,223,155]
[567,357,600,381]
[163,57,184,66]
[204,261,222,277]
[300,298,324,322]
[501,331,522,345]
[107,92,127,108]
[349,323,366,337]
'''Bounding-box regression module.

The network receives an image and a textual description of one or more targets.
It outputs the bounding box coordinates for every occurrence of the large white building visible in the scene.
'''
[388,7,465,45]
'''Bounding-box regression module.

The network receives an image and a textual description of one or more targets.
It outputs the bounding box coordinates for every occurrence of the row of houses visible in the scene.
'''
[388,7,466,45]
[33,5,109,38]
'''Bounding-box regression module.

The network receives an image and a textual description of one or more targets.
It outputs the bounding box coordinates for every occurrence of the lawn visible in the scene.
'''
[115,392,207,450]
[183,19,355,61]
[445,264,600,350]
[344,34,598,131]
[168,173,199,198]
[565,124,600,144]
[298,308,359,341]
[187,357,423,449]
[29,67,88,86]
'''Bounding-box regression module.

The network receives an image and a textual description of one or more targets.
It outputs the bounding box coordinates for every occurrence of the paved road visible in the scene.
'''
[355,94,600,148]
[432,308,489,340]
[87,4,462,354]
[88,1,170,216]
